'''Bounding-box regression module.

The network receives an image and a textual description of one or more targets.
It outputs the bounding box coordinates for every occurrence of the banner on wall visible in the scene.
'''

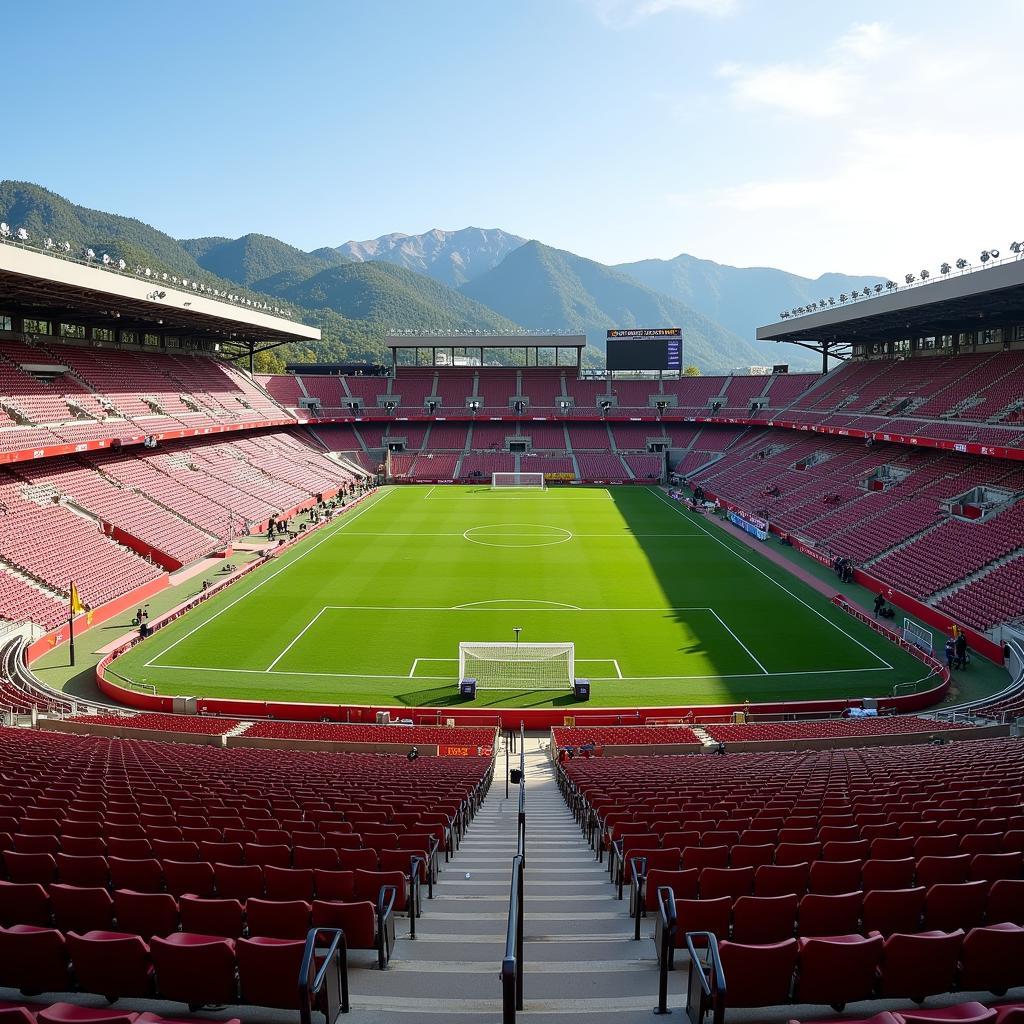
[728,509,769,541]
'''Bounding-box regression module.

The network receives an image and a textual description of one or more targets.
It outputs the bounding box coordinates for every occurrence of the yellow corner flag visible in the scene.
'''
[70,582,85,616]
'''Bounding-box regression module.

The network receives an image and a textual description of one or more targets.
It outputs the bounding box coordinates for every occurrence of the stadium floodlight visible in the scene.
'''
[955,258,968,269]
[904,273,915,284]
[920,269,930,280]
[85,248,96,260]
[873,283,884,294]
[118,259,126,270]
[144,267,151,277]
[15,228,28,241]
[44,237,53,249]
[839,293,848,303]
[940,262,951,274]
[0,223,9,237]
[1010,242,1024,254]
[61,241,71,253]
[829,296,837,305]
[102,254,111,265]
[980,249,999,263]
[850,290,859,300]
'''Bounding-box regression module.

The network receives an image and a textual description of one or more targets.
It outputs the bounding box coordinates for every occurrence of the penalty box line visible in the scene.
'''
[260,604,858,678]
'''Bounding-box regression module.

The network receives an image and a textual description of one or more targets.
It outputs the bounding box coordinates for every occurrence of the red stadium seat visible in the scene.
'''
[150,932,238,1007]
[876,929,963,1001]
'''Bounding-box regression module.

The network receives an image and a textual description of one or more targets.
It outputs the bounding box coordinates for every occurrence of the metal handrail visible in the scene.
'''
[501,723,526,1022]
[684,931,727,1024]
[654,886,677,1014]
[298,926,350,1020]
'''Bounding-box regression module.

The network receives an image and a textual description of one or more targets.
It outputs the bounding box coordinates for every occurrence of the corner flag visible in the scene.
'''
[69,581,85,667]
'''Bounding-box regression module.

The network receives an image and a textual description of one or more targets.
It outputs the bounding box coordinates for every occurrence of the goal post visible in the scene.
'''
[459,641,574,690]
[491,472,546,490]
[902,618,934,655]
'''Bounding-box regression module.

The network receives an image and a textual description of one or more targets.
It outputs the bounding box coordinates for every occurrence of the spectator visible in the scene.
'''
[873,592,886,618]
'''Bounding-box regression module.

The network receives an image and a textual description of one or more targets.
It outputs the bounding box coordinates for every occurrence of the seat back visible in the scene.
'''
[755,862,810,897]
[877,929,963,1000]
[798,891,862,937]
[862,886,925,936]
[795,933,883,1005]
[49,884,115,934]
[237,936,306,1009]
[246,897,312,939]
[67,930,153,1001]
[179,895,245,939]
[718,939,798,1007]
[732,894,798,944]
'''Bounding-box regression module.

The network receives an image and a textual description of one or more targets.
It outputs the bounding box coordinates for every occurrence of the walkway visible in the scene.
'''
[348,739,681,1021]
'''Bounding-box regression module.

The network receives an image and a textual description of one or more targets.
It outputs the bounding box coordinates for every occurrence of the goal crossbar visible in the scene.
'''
[459,641,574,690]
[491,472,545,490]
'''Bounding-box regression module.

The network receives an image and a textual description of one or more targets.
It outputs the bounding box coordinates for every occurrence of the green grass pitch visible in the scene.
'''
[113,485,930,710]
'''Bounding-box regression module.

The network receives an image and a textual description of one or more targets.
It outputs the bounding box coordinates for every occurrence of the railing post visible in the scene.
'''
[516,858,524,1010]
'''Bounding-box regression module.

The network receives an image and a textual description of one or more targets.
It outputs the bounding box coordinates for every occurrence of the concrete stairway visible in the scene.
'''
[347,740,681,1021]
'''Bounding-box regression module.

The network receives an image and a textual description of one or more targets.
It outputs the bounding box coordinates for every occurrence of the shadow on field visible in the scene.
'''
[398,685,579,709]
[607,485,753,703]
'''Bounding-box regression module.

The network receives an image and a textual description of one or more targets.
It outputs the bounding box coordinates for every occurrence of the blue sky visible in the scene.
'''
[5,0,1023,277]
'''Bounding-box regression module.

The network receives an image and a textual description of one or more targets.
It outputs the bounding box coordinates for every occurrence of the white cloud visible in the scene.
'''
[585,0,737,27]
[834,21,896,62]
[716,21,902,119]
[717,62,855,118]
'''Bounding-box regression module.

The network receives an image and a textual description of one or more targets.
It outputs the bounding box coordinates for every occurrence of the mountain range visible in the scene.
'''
[0,181,884,373]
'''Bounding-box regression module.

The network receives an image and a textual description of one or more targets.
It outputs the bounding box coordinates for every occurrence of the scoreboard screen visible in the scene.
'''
[606,328,682,370]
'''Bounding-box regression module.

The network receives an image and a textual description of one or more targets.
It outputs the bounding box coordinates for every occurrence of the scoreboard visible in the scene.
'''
[606,328,682,370]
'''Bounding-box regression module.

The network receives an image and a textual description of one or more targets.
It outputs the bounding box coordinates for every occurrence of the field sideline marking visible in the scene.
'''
[709,610,768,675]
[144,488,395,669]
[335,531,702,539]
[267,608,328,672]
[646,487,894,671]
[316,604,714,612]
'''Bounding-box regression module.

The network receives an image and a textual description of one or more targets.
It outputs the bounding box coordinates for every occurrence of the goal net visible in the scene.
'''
[902,618,934,655]
[491,472,546,490]
[459,641,574,690]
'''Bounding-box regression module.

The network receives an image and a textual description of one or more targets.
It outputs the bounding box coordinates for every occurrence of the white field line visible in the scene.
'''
[152,663,892,683]
[709,609,769,675]
[267,608,328,672]
[335,531,702,538]
[144,488,394,669]
[646,487,894,671]
[317,604,715,613]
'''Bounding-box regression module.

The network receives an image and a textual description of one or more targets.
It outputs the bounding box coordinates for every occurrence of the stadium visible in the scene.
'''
[0,217,1022,1024]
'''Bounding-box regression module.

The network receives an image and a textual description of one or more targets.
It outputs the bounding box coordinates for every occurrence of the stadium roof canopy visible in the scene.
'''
[757,256,1024,369]
[0,242,319,364]
[387,333,586,369]
[387,333,585,349]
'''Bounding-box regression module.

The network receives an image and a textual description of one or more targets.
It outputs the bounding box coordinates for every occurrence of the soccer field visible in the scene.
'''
[112,484,930,709]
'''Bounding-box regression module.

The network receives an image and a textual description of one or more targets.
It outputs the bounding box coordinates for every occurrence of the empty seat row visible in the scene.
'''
[0,876,408,941]
[641,878,1022,944]
[700,923,1024,1010]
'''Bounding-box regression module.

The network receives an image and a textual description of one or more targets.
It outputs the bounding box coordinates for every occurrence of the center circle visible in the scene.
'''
[463,524,573,548]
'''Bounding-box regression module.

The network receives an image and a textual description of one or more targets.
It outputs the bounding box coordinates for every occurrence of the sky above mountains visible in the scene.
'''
[5,1,1022,279]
